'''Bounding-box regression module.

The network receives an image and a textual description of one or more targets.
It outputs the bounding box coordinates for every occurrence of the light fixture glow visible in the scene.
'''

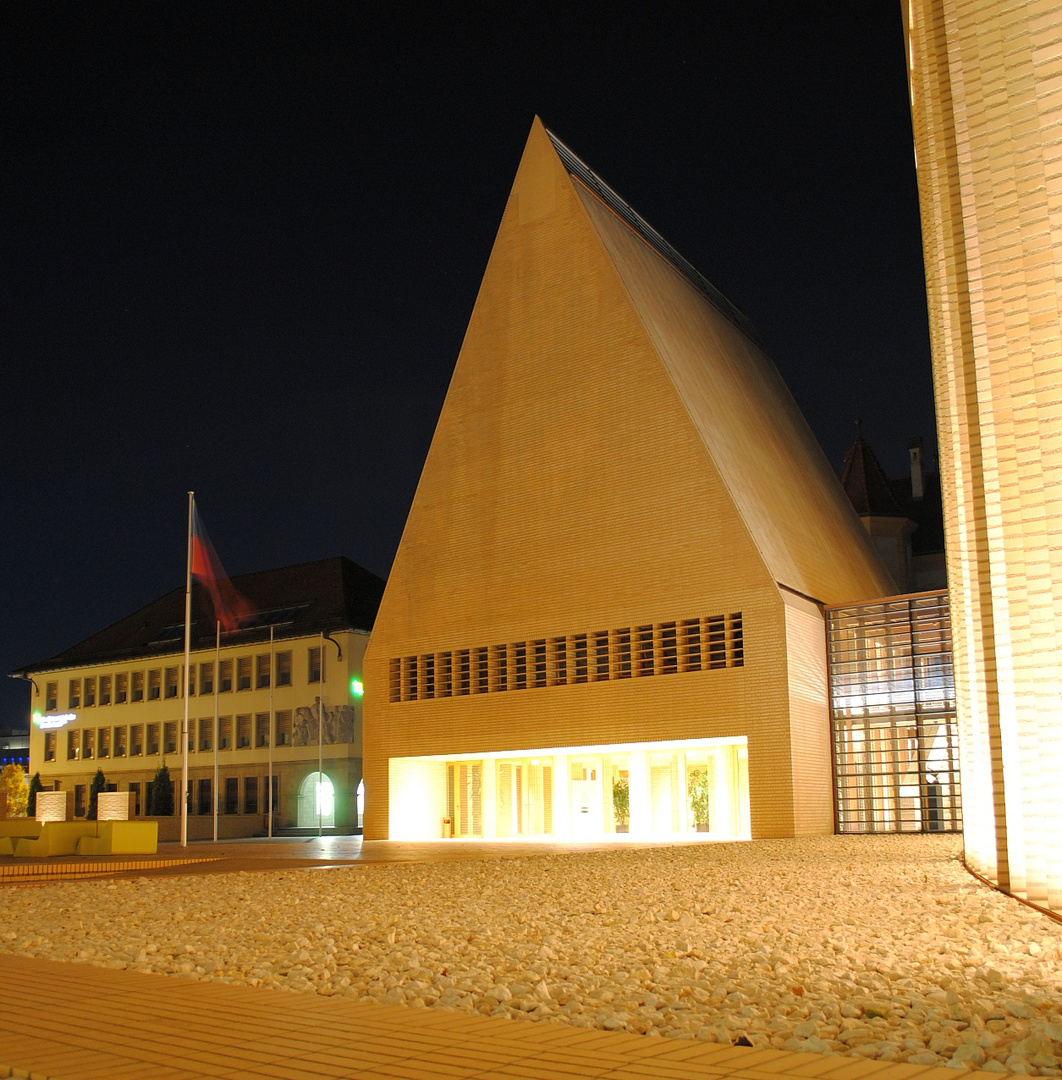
[33,711,75,729]
[350,678,364,697]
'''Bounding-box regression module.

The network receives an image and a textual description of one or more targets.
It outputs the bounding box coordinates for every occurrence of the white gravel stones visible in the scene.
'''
[3,835,1062,1074]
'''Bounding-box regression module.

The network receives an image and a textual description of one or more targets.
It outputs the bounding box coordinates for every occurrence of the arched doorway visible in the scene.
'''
[356,779,365,829]
[298,770,336,829]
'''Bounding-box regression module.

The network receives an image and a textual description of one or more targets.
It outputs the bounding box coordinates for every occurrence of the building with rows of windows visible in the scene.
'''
[13,557,384,838]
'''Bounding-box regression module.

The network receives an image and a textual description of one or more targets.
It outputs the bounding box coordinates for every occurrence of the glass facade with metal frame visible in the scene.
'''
[827,591,960,833]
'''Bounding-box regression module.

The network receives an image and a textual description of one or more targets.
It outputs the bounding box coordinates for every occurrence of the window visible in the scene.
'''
[255,712,270,748]
[116,672,128,704]
[114,726,126,757]
[197,779,212,816]
[198,718,212,751]
[661,622,678,674]
[308,646,322,684]
[550,637,567,685]
[423,654,435,698]
[83,728,94,759]
[99,675,111,706]
[148,669,161,701]
[256,654,270,689]
[67,729,80,760]
[730,614,744,667]
[146,723,160,755]
[164,721,177,755]
[681,619,701,671]
[490,644,507,692]
[275,710,292,746]
[244,776,258,815]
[98,728,110,758]
[593,632,609,681]
[129,783,141,817]
[707,616,726,669]
[636,625,654,676]
[236,715,251,748]
[219,659,233,693]
[219,717,232,750]
[236,657,252,691]
[457,650,471,695]
[270,775,279,813]
[74,785,85,818]
[573,634,588,683]
[474,647,488,694]
[533,640,547,687]
[438,652,453,697]
[185,666,194,696]
[44,731,56,761]
[199,662,214,695]
[46,681,58,711]
[164,668,178,699]
[405,655,418,699]
[84,677,96,707]
[389,657,402,702]
[131,671,144,702]
[225,777,239,815]
[275,651,292,686]
[68,679,81,709]
[130,724,143,756]
[514,643,527,690]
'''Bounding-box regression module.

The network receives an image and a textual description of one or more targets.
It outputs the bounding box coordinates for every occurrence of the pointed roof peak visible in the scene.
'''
[840,434,908,518]
[542,125,763,348]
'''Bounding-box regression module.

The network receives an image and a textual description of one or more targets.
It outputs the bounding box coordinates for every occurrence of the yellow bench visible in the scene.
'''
[0,820,42,840]
[76,820,158,856]
[13,822,97,857]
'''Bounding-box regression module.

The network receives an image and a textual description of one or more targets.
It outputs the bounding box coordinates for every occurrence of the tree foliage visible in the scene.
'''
[149,763,174,816]
[87,768,107,820]
[27,772,43,817]
[0,763,29,817]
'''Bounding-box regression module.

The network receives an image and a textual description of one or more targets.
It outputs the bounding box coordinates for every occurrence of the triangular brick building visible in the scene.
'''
[362,119,892,841]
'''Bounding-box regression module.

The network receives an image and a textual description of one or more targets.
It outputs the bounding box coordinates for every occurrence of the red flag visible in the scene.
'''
[190,506,254,632]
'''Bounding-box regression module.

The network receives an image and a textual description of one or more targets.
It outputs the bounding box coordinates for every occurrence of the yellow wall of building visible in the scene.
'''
[26,629,367,832]
[906,0,1062,910]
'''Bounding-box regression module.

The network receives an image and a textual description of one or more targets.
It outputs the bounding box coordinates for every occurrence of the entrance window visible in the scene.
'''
[297,771,335,828]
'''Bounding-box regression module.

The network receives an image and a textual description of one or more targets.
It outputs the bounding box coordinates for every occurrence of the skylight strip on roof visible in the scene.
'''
[545,129,764,349]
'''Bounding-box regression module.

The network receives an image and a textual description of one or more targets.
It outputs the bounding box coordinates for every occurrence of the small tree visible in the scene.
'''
[612,776,630,827]
[0,763,29,817]
[149,763,175,816]
[87,768,107,821]
[687,769,711,829]
[27,772,43,817]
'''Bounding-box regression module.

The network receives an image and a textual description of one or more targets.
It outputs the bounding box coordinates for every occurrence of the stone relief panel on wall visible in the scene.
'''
[292,699,357,746]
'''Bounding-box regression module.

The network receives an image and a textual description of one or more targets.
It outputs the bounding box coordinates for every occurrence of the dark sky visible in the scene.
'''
[1,3,934,727]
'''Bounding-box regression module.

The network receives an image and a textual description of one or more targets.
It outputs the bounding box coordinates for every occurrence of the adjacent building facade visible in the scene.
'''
[14,557,383,838]
[361,119,894,844]
[905,1,1062,911]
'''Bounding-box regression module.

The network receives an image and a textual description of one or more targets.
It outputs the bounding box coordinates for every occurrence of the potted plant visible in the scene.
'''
[612,776,630,833]
[688,768,711,832]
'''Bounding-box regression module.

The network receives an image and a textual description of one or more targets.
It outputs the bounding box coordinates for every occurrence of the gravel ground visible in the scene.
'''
[3,835,1061,1074]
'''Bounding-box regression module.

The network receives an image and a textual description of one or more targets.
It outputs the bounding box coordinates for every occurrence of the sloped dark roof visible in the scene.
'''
[13,557,385,675]
[840,436,909,518]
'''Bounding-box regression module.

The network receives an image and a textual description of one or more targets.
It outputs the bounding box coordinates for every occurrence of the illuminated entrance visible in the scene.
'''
[297,770,336,829]
[390,736,751,841]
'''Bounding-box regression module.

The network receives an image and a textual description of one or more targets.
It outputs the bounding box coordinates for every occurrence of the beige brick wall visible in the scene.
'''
[906,0,1062,909]
[363,119,891,841]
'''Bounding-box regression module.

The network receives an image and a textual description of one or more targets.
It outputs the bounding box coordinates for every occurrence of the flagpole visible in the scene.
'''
[268,624,274,839]
[318,630,324,838]
[213,620,219,842]
[181,491,194,848]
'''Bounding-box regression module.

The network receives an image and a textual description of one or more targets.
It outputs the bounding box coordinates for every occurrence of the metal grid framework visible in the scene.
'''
[826,591,961,834]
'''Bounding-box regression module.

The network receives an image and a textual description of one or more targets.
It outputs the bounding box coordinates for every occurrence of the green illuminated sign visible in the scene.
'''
[350,678,364,697]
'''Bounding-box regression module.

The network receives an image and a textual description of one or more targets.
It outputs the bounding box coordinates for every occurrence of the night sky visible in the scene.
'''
[2,3,934,727]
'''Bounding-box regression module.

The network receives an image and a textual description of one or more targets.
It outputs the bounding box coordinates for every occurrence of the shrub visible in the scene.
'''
[87,768,107,820]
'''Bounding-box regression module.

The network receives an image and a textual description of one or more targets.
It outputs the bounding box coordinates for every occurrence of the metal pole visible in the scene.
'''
[181,492,194,847]
[268,624,274,839]
[213,621,219,842]
[318,631,323,837]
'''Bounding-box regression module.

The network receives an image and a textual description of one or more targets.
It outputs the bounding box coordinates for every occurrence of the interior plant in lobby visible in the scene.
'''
[87,768,107,821]
[149,763,175,816]
[688,768,711,831]
[612,776,630,833]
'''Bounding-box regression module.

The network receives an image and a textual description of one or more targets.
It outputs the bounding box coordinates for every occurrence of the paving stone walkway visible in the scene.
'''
[1,953,968,1080]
